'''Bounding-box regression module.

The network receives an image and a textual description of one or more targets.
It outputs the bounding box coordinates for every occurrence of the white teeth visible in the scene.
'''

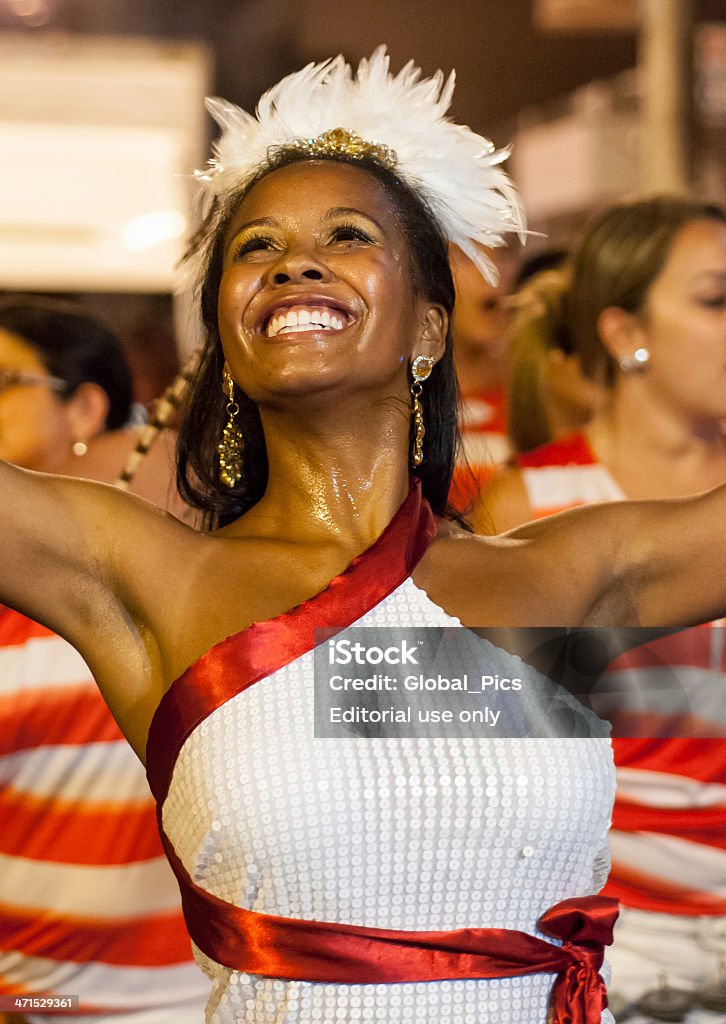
[278,322,318,335]
[265,305,348,337]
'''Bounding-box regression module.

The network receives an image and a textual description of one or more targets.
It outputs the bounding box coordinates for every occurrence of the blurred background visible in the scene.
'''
[0,0,724,401]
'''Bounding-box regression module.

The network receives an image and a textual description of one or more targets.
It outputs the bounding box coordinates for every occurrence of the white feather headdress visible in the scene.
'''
[193,46,525,283]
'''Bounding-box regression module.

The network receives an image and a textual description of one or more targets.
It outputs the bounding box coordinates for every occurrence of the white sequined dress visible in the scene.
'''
[148,491,615,1024]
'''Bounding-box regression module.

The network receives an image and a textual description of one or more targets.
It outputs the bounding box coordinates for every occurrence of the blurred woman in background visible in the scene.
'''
[476,197,726,1020]
[503,266,606,457]
[447,244,520,510]
[0,297,207,1024]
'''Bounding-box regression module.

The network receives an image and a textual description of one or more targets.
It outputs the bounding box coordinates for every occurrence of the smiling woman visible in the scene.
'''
[0,49,726,1024]
[219,162,433,397]
[179,154,459,526]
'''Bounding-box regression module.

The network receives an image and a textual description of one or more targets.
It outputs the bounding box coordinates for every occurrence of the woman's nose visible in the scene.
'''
[269,247,333,287]
[273,266,324,285]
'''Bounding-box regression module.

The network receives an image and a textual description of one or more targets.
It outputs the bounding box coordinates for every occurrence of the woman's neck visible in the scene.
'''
[586,383,726,498]
[454,345,509,396]
[228,403,412,549]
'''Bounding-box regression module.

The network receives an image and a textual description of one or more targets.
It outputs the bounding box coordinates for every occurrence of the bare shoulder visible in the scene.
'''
[44,472,196,596]
[470,464,532,535]
[413,507,634,628]
[66,479,218,672]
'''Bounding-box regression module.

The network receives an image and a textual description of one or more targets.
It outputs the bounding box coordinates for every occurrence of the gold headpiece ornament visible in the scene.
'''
[285,127,397,170]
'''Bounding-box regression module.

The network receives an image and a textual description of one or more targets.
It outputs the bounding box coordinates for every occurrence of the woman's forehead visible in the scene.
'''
[229,160,398,227]
[0,328,44,369]
[660,218,726,276]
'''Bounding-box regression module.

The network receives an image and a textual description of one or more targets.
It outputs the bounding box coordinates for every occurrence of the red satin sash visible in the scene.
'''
[162,828,617,1024]
[146,480,617,1024]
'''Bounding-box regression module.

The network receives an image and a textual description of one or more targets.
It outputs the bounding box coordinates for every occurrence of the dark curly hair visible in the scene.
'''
[177,150,463,528]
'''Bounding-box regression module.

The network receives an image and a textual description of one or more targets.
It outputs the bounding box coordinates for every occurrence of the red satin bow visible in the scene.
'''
[539,897,620,1024]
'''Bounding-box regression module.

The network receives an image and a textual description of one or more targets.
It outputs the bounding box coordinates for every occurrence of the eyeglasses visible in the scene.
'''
[0,369,67,395]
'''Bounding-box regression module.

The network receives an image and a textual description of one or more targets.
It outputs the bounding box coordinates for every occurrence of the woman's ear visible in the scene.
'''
[413,303,448,363]
[596,306,647,366]
[65,382,111,445]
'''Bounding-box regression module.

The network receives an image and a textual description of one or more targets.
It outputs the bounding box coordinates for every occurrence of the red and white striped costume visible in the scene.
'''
[449,388,512,512]
[517,433,726,999]
[0,606,209,1023]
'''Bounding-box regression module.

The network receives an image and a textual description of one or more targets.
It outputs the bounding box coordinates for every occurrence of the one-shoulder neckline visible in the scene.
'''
[176,482,434,686]
[146,479,437,801]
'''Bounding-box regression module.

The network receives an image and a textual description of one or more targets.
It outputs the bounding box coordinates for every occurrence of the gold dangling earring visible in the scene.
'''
[218,365,244,488]
[410,355,435,467]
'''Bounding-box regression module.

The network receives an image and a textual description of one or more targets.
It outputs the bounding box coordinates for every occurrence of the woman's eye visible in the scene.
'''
[699,295,726,309]
[234,236,276,258]
[329,224,373,244]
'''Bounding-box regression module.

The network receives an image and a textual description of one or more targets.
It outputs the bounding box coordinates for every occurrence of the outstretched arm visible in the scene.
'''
[0,459,190,756]
[615,485,726,627]
[504,484,726,628]
[0,460,122,640]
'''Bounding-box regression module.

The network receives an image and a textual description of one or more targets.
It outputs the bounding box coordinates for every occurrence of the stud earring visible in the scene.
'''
[72,440,88,457]
[218,365,244,488]
[619,347,650,373]
[410,355,435,468]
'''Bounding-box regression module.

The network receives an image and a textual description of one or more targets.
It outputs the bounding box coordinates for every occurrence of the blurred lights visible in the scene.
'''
[6,0,51,26]
[121,210,187,252]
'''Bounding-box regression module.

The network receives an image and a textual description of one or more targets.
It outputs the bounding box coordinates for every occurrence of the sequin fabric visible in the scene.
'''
[162,579,615,1023]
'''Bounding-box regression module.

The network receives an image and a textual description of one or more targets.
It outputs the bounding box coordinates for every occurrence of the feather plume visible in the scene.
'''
[193,47,525,284]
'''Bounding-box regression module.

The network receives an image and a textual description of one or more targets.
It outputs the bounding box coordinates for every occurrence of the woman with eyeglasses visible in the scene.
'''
[0,300,133,472]
[0,297,208,1024]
